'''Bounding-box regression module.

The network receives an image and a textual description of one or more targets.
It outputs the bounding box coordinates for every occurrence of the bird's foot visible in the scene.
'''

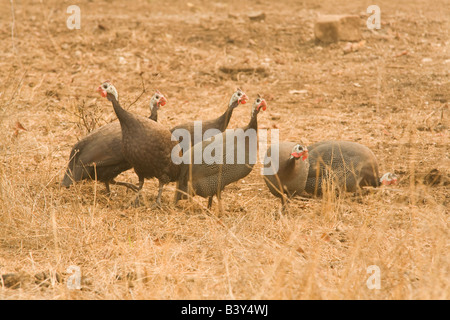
[127,184,139,193]
[132,196,142,208]
[151,201,162,210]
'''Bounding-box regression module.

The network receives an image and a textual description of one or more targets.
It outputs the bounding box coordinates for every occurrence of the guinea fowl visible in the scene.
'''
[170,88,248,148]
[61,91,167,194]
[97,81,180,207]
[263,142,309,208]
[175,96,267,211]
[304,140,382,195]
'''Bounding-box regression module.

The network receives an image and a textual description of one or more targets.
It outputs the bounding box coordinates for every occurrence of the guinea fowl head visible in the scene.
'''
[380,172,398,185]
[252,96,268,115]
[150,90,167,111]
[97,81,118,101]
[289,144,308,161]
[229,88,248,108]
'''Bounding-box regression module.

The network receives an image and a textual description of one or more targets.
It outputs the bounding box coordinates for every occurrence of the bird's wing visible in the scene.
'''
[74,122,126,167]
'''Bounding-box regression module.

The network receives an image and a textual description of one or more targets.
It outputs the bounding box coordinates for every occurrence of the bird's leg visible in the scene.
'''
[207,196,213,209]
[111,180,139,192]
[217,192,224,216]
[104,181,111,196]
[276,197,286,219]
[132,177,145,207]
[275,191,291,219]
[152,181,164,209]
[174,182,181,204]
[280,193,286,207]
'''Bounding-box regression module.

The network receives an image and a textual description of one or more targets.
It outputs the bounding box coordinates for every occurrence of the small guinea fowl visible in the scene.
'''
[175,96,267,210]
[170,88,248,147]
[263,142,310,208]
[97,82,180,206]
[61,91,167,194]
[305,140,382,195]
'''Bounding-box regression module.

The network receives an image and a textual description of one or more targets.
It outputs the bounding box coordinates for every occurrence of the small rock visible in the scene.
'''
[421,58,432,63]
[289,89,308,95]
[395,50,409,57]
[314,14,362,43]
[248,12,266,22]
[343,40,366,54]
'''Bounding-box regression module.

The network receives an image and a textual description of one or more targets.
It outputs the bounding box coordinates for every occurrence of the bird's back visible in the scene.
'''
[180,128,257,198]
[121,113,180,183]
[170,109,231,147]
[305,140,380,194]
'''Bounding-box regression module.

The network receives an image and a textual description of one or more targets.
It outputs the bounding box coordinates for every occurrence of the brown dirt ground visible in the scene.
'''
[0,0,448,299]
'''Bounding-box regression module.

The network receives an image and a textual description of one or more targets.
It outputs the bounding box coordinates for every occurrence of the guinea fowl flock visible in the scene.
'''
[62,81,397,211]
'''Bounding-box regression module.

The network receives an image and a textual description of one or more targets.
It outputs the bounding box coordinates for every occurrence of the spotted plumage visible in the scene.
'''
[175,97,267,209]
[305,140,380,195]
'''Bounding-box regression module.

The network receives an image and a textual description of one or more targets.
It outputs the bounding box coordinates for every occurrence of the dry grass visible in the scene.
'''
[0,0,448,299]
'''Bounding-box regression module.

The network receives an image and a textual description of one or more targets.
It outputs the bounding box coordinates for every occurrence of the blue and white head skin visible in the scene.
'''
[380,172,398,185]
[97,81,119,101]
[149,90,167,111]
[229,88,248,108]
[289,144,308,161]
[251,95,267,115]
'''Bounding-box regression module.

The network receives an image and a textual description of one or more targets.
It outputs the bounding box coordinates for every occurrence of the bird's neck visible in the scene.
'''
[245,110,258,131]
[286,157,297,169]
[217,104,235,131]
[149,105,158,122]
[109,93,132,124]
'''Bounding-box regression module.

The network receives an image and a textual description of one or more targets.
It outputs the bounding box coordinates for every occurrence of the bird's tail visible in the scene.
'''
[61,148,84,188]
